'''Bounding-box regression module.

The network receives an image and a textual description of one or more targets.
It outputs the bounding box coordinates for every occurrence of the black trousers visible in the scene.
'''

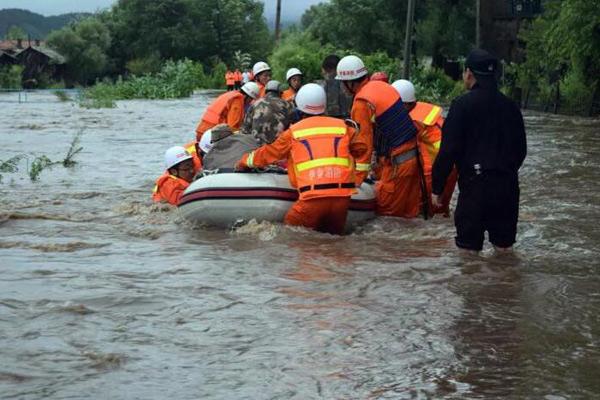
[454,171,520,251]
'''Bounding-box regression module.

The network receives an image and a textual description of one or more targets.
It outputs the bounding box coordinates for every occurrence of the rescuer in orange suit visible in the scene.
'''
[336,55,424,219]
[392,79,457,216]
[282,67,303,102]
[233,69,242,89]
[225,70,235,91]
[152,146,195,205]
[235,83,368,235]
[195,81,259,141]
[252,61,272,98]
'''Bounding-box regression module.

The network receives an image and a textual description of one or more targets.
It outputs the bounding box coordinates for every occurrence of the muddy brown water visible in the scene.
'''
[1,91,599,399]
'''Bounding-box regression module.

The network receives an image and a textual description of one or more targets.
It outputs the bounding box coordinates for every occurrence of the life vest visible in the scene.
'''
[282,88,296,102]
[225,71,235,86]
[234,70,242,82]
[410,102,444,176]
[257,82,266,98]
[152,172,189,205]
[184,140,203,174]
[288,116,355,200]
[201,91,244,125]
[355,80,417,157]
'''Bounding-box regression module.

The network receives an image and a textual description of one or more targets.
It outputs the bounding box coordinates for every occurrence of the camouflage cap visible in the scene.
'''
[265,80,282,93]
[210,124,234,142]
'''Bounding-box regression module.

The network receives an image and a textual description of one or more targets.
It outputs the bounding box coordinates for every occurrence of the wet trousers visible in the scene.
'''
[284,197,350,235]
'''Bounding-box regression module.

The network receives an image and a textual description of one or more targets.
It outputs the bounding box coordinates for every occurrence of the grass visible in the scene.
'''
[0,130,84,183]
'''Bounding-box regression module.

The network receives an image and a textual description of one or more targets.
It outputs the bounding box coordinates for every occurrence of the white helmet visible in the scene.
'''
[252,61,271,76]
[240,81,259,99]
[391,79,416,102]
[335,55,368,80]
[164,146,192,170]
[199,130,213,154]
[295,83,326,115]
[265,80,281,93]
[285,68,302,82]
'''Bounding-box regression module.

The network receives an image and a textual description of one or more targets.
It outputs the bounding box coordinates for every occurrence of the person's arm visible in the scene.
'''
[514,105,527,169]
[237,129,292,169]
[160,178,189,206]
[432,99,464,196]
[350,100,374,185]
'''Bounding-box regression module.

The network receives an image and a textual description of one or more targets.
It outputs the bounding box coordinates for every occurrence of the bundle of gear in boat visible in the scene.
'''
[153,56,457,235]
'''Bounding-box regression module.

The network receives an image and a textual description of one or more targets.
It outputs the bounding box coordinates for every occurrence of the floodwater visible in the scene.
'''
[1,91,599,400]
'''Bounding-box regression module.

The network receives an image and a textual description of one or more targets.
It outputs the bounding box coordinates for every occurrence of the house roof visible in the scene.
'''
[16,46,66,64]
[0,39,46,51]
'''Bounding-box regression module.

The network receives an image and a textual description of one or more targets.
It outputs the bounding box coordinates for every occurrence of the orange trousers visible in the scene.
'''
[284,197,350,235]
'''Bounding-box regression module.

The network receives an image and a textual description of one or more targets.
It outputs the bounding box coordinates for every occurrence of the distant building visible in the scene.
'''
[0,51,18,67]
[480,0,543,62]
[0,39,65,87]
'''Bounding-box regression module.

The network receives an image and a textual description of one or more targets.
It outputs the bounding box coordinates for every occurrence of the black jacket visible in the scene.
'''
[432,81,527,194]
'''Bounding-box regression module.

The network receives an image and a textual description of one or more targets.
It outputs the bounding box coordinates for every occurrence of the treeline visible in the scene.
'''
[8,0,596,115]
[45,0,271,85]
[512,0,600,115]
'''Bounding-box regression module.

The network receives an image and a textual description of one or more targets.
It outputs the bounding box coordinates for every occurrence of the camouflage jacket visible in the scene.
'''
[317,76,354,119]
[240,93,295,145]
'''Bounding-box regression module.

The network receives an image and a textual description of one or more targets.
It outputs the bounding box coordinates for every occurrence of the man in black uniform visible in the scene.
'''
[432,49,527,252]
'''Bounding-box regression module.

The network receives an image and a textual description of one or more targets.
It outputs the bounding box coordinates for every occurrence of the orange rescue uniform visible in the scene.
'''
[195,91,245,141]
[183,140,203,175]
[152,173,190,206]
[351,80,423,218]
[225,71,235,87]
[282,88,297,102]
[237,116,368,234]
[410,102,457,216]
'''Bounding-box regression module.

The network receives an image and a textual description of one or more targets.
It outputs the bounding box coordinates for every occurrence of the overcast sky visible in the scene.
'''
[0,0,326,19]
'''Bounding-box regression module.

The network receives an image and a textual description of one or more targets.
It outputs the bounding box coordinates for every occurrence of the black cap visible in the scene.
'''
[465,49,498,76]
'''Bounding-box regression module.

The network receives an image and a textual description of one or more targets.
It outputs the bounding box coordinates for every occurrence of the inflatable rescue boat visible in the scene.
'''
[178,170,376,228]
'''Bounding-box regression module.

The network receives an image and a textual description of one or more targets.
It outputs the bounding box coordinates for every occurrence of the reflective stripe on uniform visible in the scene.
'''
[292,126,346,139]
[423,106,441,126]
[296,157,350,172]
[433,140,441,150]
[355,162,371,172]
[246,151,255,168]
[186,145,196,154]
[153,184,158,193]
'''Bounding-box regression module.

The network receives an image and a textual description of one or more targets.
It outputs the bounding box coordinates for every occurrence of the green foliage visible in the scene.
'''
[47,16,111,84]
[268,31,334,83]
[53,90,71,102]
[302,0,407,57]
[232,51,251,71]
[0,131,83,183]
[82,59,214,106]
[29,155,54,181]
[414,0,475,66]
[6,25,26,40]
[515,0,600,114]
[126,52,162,76]
[412,66,464,105]
[0,65,23,89]
[106,0,271,71]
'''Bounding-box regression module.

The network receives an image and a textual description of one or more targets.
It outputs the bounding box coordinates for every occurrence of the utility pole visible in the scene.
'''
[403,0,416,79]
[476,0,481,47]
[275,0,282,42]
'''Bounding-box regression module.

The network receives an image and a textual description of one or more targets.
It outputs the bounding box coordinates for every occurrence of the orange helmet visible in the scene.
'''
[370,71,389,83]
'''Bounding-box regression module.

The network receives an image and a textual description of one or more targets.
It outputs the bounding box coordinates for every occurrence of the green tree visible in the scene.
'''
[6,25,26,40]
[47,17,111,84]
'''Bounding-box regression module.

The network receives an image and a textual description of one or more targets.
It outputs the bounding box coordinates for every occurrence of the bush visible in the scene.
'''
[0,65,23,89]
[561,68,594,114]
[269,31,335,83]
[412,66,464,105]
[126,53,163,76]
[82,59,210,107]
